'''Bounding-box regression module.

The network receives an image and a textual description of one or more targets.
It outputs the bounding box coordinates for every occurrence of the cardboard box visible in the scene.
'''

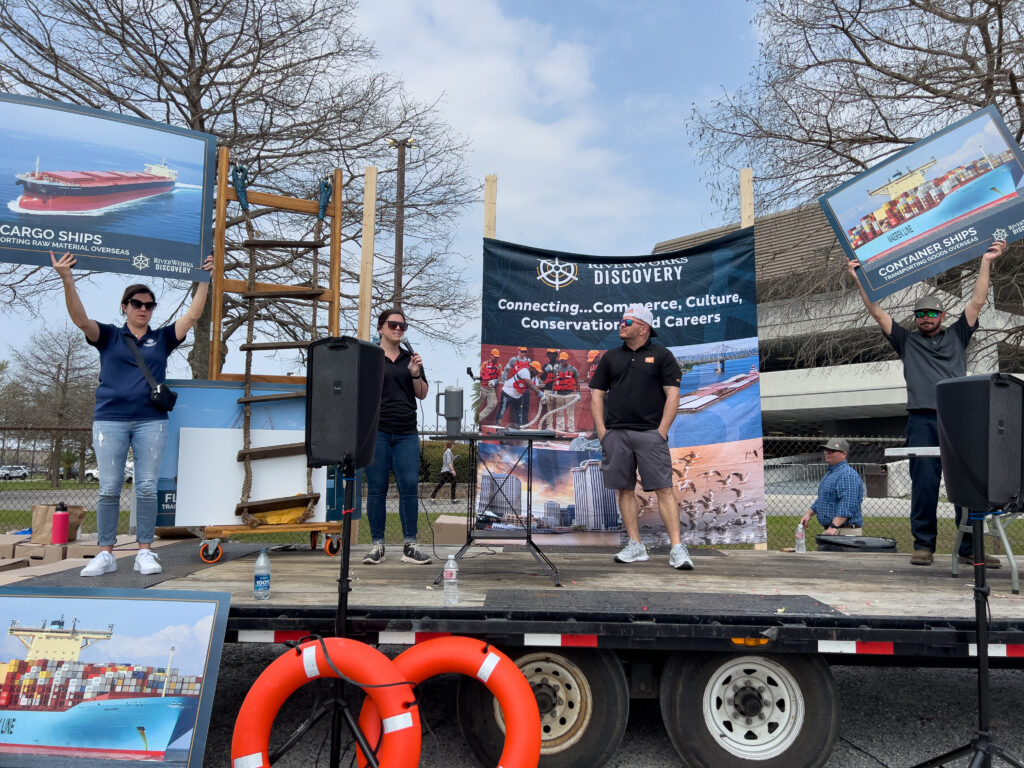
[0,558,28,573]
[15,543,68,565]
[431,514,468,546]
[0,534,27,559]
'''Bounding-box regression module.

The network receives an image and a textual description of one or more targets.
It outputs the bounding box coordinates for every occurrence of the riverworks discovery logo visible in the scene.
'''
[536,257,578,291]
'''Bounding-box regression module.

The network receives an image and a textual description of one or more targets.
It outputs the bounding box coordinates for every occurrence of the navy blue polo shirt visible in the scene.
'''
[88,323,182,421]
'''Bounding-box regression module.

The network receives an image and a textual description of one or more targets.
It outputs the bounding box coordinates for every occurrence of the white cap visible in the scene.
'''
[623,304,657,337]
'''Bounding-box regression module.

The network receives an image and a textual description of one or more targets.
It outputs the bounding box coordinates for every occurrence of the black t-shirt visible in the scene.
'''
[589,340,681,430]
[377,349,424,434]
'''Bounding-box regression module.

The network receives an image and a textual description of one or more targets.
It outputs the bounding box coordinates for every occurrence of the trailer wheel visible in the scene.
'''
[659,653,837,768]
[457,648,628,768]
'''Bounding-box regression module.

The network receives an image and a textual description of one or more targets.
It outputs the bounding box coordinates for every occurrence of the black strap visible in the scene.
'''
[126,335,160,389]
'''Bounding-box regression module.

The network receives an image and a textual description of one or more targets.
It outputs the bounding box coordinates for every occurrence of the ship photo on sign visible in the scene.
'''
[819,106,1024,301]
[0,586,229,768]
[0,93,216,281]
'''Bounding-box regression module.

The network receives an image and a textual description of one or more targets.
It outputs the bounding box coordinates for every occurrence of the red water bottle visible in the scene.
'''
[51,502,69,545]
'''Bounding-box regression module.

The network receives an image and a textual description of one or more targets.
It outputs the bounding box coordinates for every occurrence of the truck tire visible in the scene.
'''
[659,653,837,768]
[457,648,628,768]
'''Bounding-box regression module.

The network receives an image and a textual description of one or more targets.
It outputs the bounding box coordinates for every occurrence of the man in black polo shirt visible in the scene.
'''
[590,304,692,570]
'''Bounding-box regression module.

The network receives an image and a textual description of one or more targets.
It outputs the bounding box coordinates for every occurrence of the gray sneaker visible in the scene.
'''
[401,543,431,565]
[362,542,385,565]
[614,539,649,563]
[669,543,694,570]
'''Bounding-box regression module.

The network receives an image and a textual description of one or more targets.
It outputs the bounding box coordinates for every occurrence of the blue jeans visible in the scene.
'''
[906,411,971,556]
[365,431,420,543]
[93,419,168,547]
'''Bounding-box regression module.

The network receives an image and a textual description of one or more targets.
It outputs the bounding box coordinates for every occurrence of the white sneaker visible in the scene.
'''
[134,549,162,575]
[614,539,649,563]
[669,543,694,571]
[80,551,117,577]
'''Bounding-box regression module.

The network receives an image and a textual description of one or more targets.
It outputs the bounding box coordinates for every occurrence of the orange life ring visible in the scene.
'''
[356,636,541,768]
[231,638,421,768]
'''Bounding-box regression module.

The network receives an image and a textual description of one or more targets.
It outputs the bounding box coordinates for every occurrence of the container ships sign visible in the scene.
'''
[819,106,1024,301]
[0,586,229,768]
[0,93,216,281]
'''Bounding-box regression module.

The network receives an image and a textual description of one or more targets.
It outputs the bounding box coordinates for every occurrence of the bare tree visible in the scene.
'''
[9,325,98,481]
[689,0,1024,369]
[0,0,479,376]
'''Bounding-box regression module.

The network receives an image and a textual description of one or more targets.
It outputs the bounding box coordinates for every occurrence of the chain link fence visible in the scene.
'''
[2,428,1020,556]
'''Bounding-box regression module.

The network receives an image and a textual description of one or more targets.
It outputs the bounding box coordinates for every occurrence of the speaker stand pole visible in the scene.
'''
[326,457,380,768]
[912,514,1024,768]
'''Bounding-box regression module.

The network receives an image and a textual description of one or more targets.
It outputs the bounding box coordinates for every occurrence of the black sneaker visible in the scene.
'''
[401,543,431,565]
[362,542,385,564]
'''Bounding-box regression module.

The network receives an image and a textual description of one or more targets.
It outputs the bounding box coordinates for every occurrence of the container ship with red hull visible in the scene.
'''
[0,617,201,761]
[14,158,177,213]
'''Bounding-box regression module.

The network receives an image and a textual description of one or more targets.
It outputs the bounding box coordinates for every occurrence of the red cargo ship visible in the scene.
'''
[14,158,177,213]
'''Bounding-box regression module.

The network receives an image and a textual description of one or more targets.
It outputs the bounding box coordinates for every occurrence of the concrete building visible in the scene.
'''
[477,472,522,519]
[571,460,620,530]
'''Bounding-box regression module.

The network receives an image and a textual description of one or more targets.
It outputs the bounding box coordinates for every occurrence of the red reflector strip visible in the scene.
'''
[236,630,309,643]
[1009,645,1024,657]
[855,641,894,655]
[561,635,599,647]
[377,631,452,645]
[818,640,894,655]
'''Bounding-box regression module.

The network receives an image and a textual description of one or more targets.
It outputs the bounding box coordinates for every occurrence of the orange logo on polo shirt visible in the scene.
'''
[645,356,654,363]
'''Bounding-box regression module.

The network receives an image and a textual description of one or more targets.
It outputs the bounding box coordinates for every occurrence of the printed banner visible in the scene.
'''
[0,93,216,281]
[475,229,766,547]
[819,106,1024,301]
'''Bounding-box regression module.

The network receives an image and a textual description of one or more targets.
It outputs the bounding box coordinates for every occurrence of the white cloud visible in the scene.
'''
[82,615,215,676]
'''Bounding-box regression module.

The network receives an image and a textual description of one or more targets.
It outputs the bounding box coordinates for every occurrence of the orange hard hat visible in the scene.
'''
[558,352,569,360]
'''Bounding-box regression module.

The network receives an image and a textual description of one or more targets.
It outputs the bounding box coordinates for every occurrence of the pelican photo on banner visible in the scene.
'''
[476,228,766,547]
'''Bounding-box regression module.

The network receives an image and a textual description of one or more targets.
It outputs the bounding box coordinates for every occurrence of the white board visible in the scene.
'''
[175,427,326,526]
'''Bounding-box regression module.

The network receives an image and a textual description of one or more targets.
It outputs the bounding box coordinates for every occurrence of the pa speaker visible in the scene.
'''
[936,374,1024,511]
[305,336,385,468]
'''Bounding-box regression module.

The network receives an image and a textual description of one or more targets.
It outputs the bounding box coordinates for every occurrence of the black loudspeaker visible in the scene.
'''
[936,373,1024,512]
[305,336,385,468]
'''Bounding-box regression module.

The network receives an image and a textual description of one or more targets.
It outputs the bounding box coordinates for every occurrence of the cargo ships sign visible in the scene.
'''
[0,93,216,281]
[819,106,1024,301]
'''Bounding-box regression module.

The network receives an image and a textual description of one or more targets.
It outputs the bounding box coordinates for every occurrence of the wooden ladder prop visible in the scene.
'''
[209,146,343,527]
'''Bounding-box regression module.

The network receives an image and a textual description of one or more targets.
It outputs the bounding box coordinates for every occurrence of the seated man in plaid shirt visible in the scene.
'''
[800,438,864,536]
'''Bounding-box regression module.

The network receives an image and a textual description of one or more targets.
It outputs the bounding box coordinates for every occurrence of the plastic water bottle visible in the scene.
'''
[795,523,807,553]
[254,549,271,600]
[443,555,459,605]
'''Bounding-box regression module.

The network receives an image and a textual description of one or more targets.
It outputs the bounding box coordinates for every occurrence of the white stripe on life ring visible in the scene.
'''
[477,652,500,683]
[302,645,320,678]
[382,711,415,733]
[233,753,264,768]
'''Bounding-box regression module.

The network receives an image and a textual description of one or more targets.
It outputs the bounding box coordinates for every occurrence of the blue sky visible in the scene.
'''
[2,0,761,427]
[355,0,761,419]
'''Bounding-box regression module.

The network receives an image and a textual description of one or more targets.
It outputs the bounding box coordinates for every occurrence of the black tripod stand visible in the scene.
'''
[913,512,1024,768]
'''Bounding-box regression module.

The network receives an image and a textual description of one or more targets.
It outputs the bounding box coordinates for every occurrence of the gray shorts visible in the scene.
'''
[599,428,672,491]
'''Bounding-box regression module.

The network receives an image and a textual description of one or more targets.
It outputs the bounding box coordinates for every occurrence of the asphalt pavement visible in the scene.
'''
[202,643,1024,768]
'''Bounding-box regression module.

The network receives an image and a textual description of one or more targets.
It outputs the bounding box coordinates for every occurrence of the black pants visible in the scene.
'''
[431,471,456,500]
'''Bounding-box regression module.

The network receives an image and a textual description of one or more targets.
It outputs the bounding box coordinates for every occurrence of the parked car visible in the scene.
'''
[58,467,79,480]
[84,461,133,483]
[0,465,29,480]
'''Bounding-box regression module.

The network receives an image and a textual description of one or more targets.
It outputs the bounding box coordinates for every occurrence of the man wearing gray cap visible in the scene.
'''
[849,240,1006,566]
[800,439,864,536]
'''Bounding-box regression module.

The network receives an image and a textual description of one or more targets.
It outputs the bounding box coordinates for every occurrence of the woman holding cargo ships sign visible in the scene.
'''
[51,249,212,577]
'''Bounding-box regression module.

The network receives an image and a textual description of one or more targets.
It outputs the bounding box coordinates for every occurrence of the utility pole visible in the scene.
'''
[387,137,414,309]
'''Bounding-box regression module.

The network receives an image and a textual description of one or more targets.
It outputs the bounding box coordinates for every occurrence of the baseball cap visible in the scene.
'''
[558,352,569,360]
[529,361,543,372]
[490,348,500,357]
[623,304,657,337]
[820,438,850,453]
[913,295,944,313]
[587,350,600,361]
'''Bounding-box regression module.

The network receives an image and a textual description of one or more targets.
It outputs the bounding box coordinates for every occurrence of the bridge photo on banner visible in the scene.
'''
[477,228,766,547]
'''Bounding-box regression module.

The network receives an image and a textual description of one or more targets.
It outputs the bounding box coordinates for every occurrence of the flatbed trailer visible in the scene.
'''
[136,543,1024,768]
[5,542,1023,767]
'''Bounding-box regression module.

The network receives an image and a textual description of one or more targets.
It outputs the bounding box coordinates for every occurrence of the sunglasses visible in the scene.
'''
[619,318,635,327]
[127,298,157,311]
[385,320,408,331]
[914,310,940,319]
